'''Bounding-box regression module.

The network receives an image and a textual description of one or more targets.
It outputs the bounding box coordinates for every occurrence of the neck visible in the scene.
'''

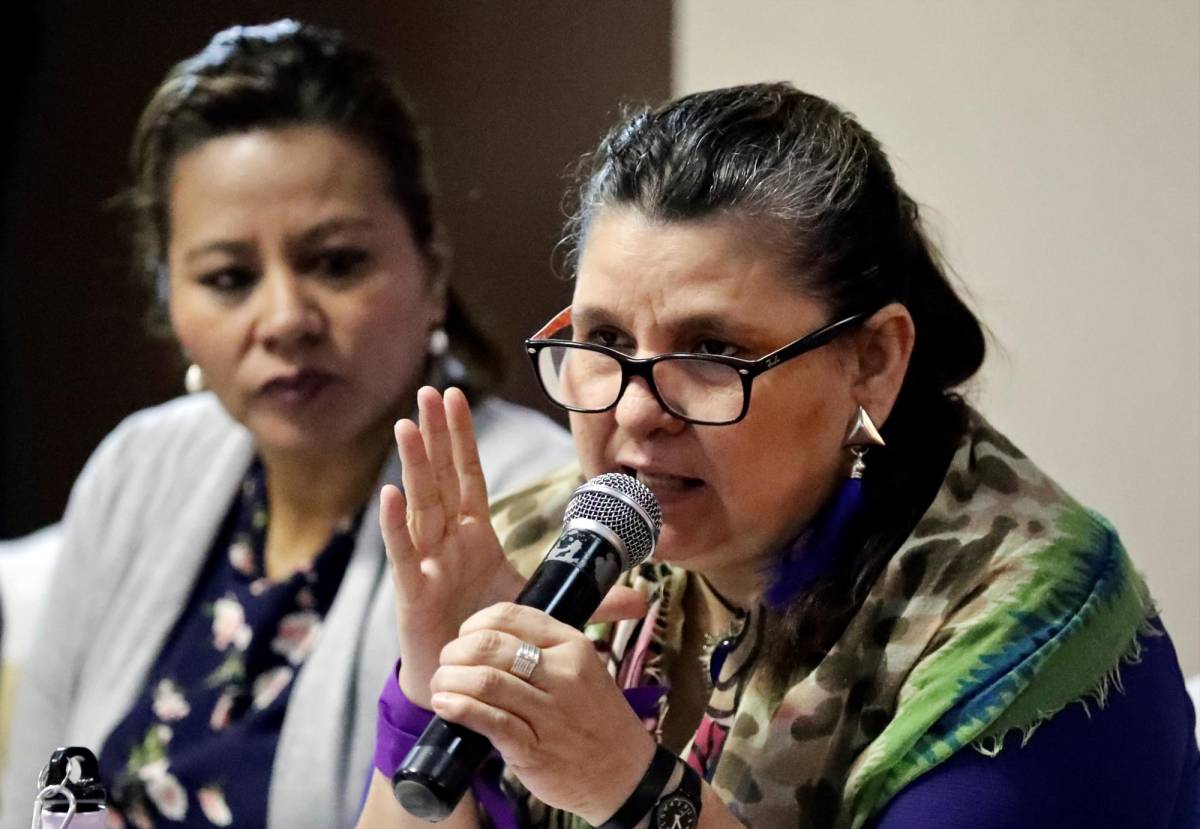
[693,562,761,614]
[258,434,390,579]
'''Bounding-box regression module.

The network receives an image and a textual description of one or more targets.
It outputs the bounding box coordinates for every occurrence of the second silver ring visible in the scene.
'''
[509,640,541,681]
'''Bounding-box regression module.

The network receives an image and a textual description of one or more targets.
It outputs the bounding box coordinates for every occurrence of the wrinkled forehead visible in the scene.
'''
[571,207,826,337]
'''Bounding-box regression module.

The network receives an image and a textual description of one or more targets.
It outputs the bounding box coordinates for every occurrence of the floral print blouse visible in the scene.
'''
[97,461,361,828]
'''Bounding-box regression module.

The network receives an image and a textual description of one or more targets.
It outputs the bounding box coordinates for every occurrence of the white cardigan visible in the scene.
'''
[0,393,575,828]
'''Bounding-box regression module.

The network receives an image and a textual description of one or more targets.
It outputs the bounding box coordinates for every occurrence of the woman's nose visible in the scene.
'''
[613,375,687,437]
[255,269,323,349]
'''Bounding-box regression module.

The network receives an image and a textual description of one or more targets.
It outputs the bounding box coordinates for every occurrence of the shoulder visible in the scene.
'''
[84,393,244,475]
[884,408,1150,663]
[65,393,250,522]
[471,397,576,499]
[888,408,1133,614]
[472,397,570,443]
[851,410,1155,801]
[490,462,583,577]
[872,625,1199,828]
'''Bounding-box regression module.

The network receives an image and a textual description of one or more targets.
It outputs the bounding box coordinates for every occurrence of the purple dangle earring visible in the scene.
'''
[764,405,885,609]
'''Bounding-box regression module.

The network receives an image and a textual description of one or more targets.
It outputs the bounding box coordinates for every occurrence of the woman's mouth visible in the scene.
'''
[259,370,334,406]
[619,466,706,502]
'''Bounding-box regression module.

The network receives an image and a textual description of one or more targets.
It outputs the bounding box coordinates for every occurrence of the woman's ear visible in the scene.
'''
[423,223,452,311]
[848,303,915,428]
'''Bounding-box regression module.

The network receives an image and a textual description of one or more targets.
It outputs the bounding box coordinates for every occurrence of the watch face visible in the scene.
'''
[655,794,698,829]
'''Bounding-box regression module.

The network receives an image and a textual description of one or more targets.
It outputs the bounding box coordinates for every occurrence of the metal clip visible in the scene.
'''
[31,780,77,829]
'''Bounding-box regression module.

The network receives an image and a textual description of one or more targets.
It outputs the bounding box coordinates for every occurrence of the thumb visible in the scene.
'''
[591,585,648,623]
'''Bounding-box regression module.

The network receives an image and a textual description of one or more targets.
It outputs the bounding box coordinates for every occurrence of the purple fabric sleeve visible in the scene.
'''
[373,662,669,829]
[373,662,518,827]
[373,661,437,776]
[870,624,1200,829]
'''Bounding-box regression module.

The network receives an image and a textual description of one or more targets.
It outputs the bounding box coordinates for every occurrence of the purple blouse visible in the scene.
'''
[871,623,1200,829]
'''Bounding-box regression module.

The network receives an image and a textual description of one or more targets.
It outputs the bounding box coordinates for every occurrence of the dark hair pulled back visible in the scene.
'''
[567,82,986,685]
[128,19,500,392]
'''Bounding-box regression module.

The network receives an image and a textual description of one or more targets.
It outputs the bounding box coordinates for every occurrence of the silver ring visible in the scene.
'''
[509,640,541,681]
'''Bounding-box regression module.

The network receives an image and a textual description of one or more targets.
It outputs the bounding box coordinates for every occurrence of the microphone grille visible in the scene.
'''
[563,473,662,568]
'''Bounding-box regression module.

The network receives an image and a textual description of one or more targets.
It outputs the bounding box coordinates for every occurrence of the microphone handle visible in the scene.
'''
[392,531,619,821]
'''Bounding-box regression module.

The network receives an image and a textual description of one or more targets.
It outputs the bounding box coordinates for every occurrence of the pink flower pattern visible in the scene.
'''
[197,786,233,826]
[227,541,256,577]
[100,460,360,826]
[152,679,191,722]
[271,611,322,665]
[209,689,237,731]
[252,666,295,710]
[138,760,188,821]
[211,596,252,652]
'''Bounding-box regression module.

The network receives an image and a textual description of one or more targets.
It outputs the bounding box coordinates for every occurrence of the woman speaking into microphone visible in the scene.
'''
[358,84,1199,829]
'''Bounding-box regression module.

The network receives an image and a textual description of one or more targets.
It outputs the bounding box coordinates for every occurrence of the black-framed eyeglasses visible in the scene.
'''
[524,306,868,426]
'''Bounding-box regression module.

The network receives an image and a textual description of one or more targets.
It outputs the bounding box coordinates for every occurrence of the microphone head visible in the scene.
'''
[563,472,662,569]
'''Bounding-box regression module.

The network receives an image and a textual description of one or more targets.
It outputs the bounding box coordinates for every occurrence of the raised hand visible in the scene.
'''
[382,386,524,707]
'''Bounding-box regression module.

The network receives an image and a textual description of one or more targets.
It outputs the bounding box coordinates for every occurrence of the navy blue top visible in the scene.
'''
[871,623,1200,829]
[98,462,361,827]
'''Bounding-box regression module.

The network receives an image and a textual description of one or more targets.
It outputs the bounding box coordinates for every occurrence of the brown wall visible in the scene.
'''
[0,1,671,536]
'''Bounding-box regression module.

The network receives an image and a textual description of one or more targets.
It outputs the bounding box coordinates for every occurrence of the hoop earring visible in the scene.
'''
[184,363,206,394]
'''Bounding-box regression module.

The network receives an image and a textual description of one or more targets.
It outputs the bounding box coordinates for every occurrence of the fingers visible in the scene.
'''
[430,645,555,762]
[592,586,649,624]
[443,388,489,518]
[395,387,488,549]
[379,483,420,599]
[431,663,549,713]
[429,684,539,759]
[395,418,446,550]
[459,602,576,647]
[439,628,550,683]
[430,619,618,774]
[416,387,461,532]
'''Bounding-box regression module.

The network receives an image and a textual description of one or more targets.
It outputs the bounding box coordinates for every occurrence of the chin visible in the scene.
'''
[256,433,337,458]
[651,524,707,568]
[250,417,358,457]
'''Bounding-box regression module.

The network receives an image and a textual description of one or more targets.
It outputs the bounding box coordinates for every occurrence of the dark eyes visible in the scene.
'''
[310,248,369,279]
[582,327,741,358]
[196,248,370,295]
[198,267,255,294]
[585,328,632,351]
[695,339,739,357]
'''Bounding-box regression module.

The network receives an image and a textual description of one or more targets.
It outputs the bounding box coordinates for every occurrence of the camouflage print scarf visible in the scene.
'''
[489,410,1154,828]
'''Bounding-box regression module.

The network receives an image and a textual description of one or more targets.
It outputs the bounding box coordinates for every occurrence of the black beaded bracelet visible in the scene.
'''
[599,745,678,829]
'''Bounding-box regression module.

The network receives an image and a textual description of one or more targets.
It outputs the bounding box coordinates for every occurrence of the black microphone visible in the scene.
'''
[391,472,662,821]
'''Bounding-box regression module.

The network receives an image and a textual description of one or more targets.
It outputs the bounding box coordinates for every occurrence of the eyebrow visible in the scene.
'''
[182,216,377,265]
[292,216,375,247]
[183,240,254,265]
[571,305,753,342]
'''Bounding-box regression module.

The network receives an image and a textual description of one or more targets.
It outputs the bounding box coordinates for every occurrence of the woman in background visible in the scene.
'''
[0,20,575,828]
[359,83,1198,828]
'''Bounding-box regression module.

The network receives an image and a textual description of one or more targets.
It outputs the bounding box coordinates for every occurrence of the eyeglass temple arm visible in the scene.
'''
[760,312,869,364]
[530,306,573,340]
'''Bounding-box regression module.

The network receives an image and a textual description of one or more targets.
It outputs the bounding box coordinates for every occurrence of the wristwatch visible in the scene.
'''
[600,746,703,829]
[650,757,702,829]
[599,746,676,829]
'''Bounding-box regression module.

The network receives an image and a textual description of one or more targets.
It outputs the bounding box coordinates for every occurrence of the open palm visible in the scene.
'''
[381,387,524,707]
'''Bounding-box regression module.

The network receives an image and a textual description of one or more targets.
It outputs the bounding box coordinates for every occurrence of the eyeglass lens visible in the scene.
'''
[536,345,744,423]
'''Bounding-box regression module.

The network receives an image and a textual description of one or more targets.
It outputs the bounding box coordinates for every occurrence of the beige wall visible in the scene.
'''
[676,0,1200,674]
